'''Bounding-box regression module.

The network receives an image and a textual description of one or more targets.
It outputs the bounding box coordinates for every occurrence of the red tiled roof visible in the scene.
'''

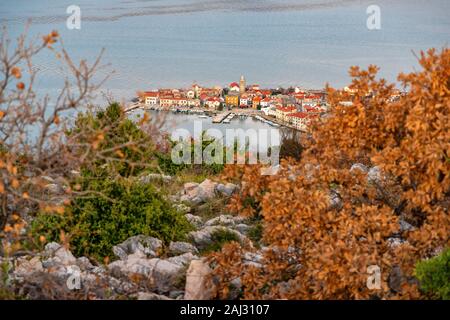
[143,91,159,97]
[229,82,239,88]
[260,90,272,96]
[276,106,297,112]
[305,105,321,112]
[288,112,308,119]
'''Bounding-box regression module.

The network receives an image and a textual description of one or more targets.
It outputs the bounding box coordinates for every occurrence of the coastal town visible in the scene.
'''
[135,76,330,131]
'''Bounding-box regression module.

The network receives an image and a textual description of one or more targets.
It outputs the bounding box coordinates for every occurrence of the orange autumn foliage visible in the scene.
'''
[210,48,449,299]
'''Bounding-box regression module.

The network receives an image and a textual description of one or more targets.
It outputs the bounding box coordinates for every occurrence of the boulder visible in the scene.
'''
[235,223,251,234]
[184,182,200,193]
[216,183,238,196]
[42,242,76,267]
[14,256,43,277]
[108,257,184,293]
[169,290,185,300]
[8,244,148,299]
[112,235,163,260]
[368,166,382,184]
[197,179,218,202]
[188,226,248,249]
[151,259,186,292]
[169,241,199,255]
[185,214,203,229]
[166,252,199,267]
[76,257,94,271]
[350,163,368,174]
[184,259,216,300]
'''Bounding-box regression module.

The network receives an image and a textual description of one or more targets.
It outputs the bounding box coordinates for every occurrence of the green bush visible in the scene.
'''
[32,178,192,261]
[70,102,158,178]
[415,248,450,300]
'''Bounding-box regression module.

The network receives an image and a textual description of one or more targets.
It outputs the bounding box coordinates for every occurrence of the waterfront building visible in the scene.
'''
[204,97,221,109]
[188,98,201,108]
[287,112,309,131]
[260,97,271,108]
[252,96,262,109]
[225,93,240,107]
[142,91,159,105]
[160,96,174,108]
[276,106,297,122]
[229,82,240,93]
[239,94,251,108]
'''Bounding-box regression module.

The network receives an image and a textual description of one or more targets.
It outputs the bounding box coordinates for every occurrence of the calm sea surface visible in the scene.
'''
[1,0,448,99]
[0,0,448,139]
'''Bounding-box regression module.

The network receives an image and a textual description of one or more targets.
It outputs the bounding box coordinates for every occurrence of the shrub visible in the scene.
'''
[32,178,192,261]
[211,48,450,299]
[415,248,450,300]
[70,102,159,178]
[29,102,195,261]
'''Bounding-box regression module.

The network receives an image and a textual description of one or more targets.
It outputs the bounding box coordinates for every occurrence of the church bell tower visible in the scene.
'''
[239,75,246,94]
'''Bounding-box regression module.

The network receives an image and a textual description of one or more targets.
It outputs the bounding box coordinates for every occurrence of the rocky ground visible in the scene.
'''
[0,177,264,300]
[1,166,421,299]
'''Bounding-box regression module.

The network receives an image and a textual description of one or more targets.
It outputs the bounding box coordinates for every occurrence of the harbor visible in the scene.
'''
[212,112,230,123]
[126,103,288,128]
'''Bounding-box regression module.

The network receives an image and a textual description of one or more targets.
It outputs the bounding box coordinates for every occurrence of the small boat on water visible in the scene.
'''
[198,115,208,119]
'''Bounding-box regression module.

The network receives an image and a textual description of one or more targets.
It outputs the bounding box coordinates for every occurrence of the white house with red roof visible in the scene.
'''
[142,91,159,105]
[229,82,240,93]
[204,97,222,109]
[287,112,320,131]
[172,97,188,107]
[239,94,251,108]
[275,106,297,122]
[159,95,173,108]
[260,97,271,108]
[188,98,200,108]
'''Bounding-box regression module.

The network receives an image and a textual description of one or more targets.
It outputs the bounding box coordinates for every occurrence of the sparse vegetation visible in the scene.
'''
[415,248,450,300]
